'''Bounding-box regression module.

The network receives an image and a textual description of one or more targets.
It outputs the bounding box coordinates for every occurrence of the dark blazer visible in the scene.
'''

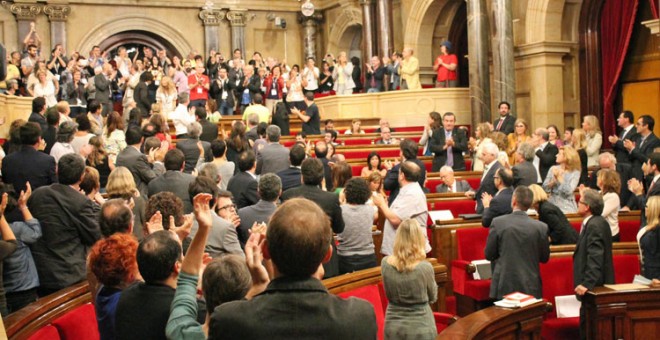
[94,73,111,104]
[28,183,102,290]
[436,179,472,193]
[612,126,637,164]
[386,62,401,90]
[277,166,302,192]
[227,171,259,209]
[482,187,514,228]
[133,81,152,116]
[365,66,387,91]
[148,171,196,213]
[65,81,88,106]
[537,200,578,245]
[175,138,213,174]
[281,184,344,234]
[28,112,48,135]
[428,128,468,171]
[272,102,290,136]
[256,143,290,175]
[493,115,516,135]
[199,119,219,143]
[629,133,660,180]
[536,143,558,183]
[116,145,157,198]
[475,161,503,214]
[512,161,539,187]
[577,149,588,185]
[210,77,236,109]
[246,127,259,143]
[1,146,57,194]
[210,276,377,340]
[237,200,277,247]
[485,211,550,299]
[384,158,427,205]
[320,157,334,192]
[573,215,614,296]
[236,74,262,104]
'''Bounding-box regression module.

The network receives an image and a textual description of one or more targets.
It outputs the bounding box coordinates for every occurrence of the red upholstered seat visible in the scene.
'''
[464,159,472,171]
[343,139,373,146]
[351,165,363,176]
[282,140,296,148]
[540,256,578,339]
[542,317,580,340]
[619,219,640,242]
[451,228,490,300]
[432,199,476,216]
[426,179,443,193]
[613,254,641,284]
[464,177,480,189]
[434,312,457,333]
[424,162,433,172]
[51,303,99,340]
[339,285,386,340]
[28,325,61,340]
[394,126,424,133]
[570,220,581,235]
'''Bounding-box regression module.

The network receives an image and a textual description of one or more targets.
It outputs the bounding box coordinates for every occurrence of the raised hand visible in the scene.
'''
[193,193,213,231]
[18,182,32,208]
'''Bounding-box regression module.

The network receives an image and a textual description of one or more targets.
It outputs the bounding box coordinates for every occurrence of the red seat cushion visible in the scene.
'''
[434,199,476,216]
[395,126,425,133]
[455,227,489,261]
[452,228,491,301]
[343,139,373,146]
[28,325,61,340]
[540,257,575,319]
[542,317,580,340]
[51,303,99,340]
[613,254,641,284]
[464,159,472,171]
[338,285,385,340]
[619,220,640,242]
[426,179,443,193]
[464,177,480,189]
[434,312,456,333]
[463,279,492,301]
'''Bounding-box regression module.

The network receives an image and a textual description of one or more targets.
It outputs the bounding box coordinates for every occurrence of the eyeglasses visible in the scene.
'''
[218,204,237,211]
[578,200,587,206]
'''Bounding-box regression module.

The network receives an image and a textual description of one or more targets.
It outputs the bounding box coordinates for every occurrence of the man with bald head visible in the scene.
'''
[400,47,421,90]
[94,63,114,116]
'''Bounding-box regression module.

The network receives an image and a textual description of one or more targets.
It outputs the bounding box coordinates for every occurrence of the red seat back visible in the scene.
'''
[540,257,575,319]
[433,199,476,216]
[455,227,489,262]
[613,254,641,284]
[619,220,640,242]
[426,179,443,193]
[463,177,480,189]
[570,220,581,234]
[28,325,61,340]
[338,285,385,340]
[344,139,373,146]
[51,303,99,340]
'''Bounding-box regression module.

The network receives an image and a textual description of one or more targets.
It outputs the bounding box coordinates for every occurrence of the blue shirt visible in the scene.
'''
[96,286,122,340]
[3,219,41,292]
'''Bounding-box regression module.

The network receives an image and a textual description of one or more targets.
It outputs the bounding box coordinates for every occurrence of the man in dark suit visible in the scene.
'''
[237,173,281,247]
[210,198,376,339]
[429,112,468,171]
[484,186,550,299]
[116,126,158,198]
[2,122,57,195]
[133,71,153,117]
[94,63,113,116]
[608,110,637,165]
[227,150,259,209]
[574,189,614,339]
[314,141,334,192]
[384,139,427,205]
[492,101,516,135]
[195,107,219,143]
[512,142,539,187]
[277,144,306,192]
[281,158,345,277]
[623,153,660,227]
[485,186,549,299]
[148,149,196,213]
[28,97,48,135]
[365,56,387,93]
[175,121,213,174]
[482,168,514,228]
[435,165,473,193]
[532,127,558,183]
[29,154,102,296]
[245,113,260,143]
[256,125,290,175]
[210,67,235,115]
[588,152,632,207]
[467,142,502,214]
[625,115,660,180]
[236,65,262,113]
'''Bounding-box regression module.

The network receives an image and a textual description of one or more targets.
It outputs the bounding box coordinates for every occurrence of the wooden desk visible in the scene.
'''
[583,286,660,339]
[439,301,552,339]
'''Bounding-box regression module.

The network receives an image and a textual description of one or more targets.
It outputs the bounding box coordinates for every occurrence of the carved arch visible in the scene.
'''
[327,7,363,54]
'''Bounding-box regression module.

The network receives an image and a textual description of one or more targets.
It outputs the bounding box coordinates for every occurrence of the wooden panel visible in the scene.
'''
[622,81,660,131]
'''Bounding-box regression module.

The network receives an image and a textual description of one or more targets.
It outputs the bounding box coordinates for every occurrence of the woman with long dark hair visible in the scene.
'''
[361,151,386,178]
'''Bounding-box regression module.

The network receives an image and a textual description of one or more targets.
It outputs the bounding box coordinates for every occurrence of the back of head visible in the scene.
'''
[87,99,101,114]
[80,166,100,195]
[258,173,282,202]
[125,125,143,146]
[58,153,86,185]
[210,139,227,158]
[332,161,352,189]
[146,192,185,227]
[305,92,315,102]
[582,188,604,216]
[20,122,41,145]
[256,122,268,137]
[46,108,60,126]
[301,158,324,185]
[266,125,281,142]
[178,92,189,105]
[32,97,46,113]
[528,184,548,205]
[314,141,328,158]
[89,233,138,287]
[536,128,549,142]
[199,163,220,184]
[164,148,185,171]
[137,230,182,283]
[267,198,332,278]
[57,121,77,143]
[237,150,256,172]
[517,142,535,162]
[76,114,92,132]
[188,176,219,207]
[99,199,133,237]
[391,219,426,272]
[202,255,251,313]
[194,107,207,121]
[187,122,202,139]
[253,93,263,105]
[400,139,418,160]
[144,137,161,154]
[400,161,421,183]
[344,177,372,205]
[247,113,259,127]
[498,168,514,187]
[513,186,533,210]
[289,145,306,166]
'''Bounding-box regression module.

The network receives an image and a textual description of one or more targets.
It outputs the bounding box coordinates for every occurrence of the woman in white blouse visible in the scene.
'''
[32,70,57,107]
[597,169,621,242]
[419,112,441,156]
[156,76,177,118]
[469,122,493,171]
[103,111,127,157]
[582,115,603,167]
[332,52,355,95]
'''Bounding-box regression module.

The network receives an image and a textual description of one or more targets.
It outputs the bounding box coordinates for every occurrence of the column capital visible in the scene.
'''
[226,9,254,27]
[359,0,373,5]
[43,4,71,22]
[199,8,226,26]
[298,12,323,25]
[1,1,41,20]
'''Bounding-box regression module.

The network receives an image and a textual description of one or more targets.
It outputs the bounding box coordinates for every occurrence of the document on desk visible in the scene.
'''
[555,295,581,318]
[429,210,454,221]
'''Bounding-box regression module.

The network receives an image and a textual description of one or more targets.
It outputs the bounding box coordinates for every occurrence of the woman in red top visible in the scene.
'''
[433,41,458,88]
[263,65,285,114]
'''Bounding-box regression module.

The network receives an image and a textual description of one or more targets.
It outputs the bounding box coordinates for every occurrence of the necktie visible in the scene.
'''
[620,128,626,140]
[496,118,504,131]
[446,130,453,167]
[648,180,657,197]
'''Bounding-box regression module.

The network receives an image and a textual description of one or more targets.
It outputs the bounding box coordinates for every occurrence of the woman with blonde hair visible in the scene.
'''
[332,51,355,95]
[491,132,510,167]
[345,119,366,135]
[156,75,177,117]
[419,112,442,156]
[529,184,578,245]
[542,146,581,213]
[582,115,603,167]
[571,128,589,184]
[106,166,146,240]
[506,118,531,165]
[637,196,660,280]
[469,122,493,171]
[381,219,437,340]
[597,169,621,241]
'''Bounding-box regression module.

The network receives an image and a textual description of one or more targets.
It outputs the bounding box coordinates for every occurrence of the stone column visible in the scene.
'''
[226,9,248,58]
[298,13,323,61]
[466,0,491,128]
[376,0,393,58]
[43,5,71,48]
[2,1,41,50]
[359,0,375,59]
[491,0,516,113]
[199,8,226,54]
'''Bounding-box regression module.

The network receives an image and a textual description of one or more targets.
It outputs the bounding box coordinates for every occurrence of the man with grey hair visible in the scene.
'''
[466,142,501,213]
[435,165,472,193]
[588,152,632,205]
[574,189,613,338]
[245,112,260,142]
[256,125,290,175]
[512,142,539,187]
[237,173,282,247]
[171,92,194,138]
[532,127,558,183]
[176,121,212,173]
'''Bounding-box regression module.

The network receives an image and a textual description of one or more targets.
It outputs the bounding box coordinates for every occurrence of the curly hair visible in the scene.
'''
[88,233,138,287]
[344,177,372,205]
[146,192,185,227]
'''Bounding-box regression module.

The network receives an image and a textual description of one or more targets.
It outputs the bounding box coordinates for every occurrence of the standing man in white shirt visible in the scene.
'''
[302,57,320,96]
[170,92,195,138]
